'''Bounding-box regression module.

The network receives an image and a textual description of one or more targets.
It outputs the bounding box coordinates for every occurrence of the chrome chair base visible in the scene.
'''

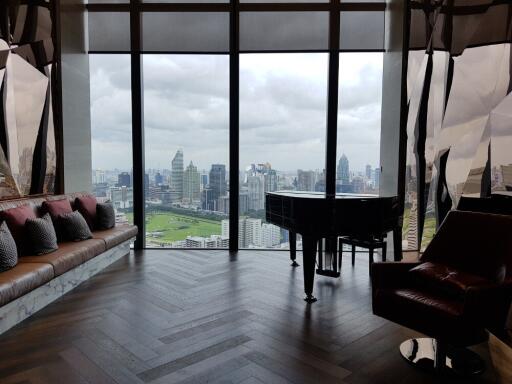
[399,338,485,376]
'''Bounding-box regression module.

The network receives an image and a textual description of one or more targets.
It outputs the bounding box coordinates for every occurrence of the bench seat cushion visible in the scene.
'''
[0,263,54,306]
[19,239,106,276]
[93,225,137,249]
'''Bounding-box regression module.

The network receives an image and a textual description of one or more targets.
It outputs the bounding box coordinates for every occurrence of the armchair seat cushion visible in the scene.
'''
[19,239,106,276]
[373,287,486,346]
[409,261,491,299]
[93,225,137,249]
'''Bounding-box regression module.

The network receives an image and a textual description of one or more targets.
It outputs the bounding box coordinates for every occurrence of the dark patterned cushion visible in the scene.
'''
[96,203,116,230]
[59,211,93,241]
[0,222,18,272]
[25,213,58,255]
[42,199,73,241]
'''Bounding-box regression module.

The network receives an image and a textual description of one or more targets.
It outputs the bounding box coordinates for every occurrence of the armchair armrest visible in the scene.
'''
[371,262,421,290]
[464,279,512,333]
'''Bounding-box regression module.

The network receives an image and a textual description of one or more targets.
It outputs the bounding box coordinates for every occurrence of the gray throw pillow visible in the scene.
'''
[26,213,58,255]
[59,211,93,241]
[0,221,18,272]
[96,203,116,229]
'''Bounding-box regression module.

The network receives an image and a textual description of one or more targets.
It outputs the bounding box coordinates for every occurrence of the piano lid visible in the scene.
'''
[266,190,380,199]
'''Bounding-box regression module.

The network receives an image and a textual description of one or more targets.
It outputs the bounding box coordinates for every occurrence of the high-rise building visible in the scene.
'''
[200,173,208,189]
[366,164,372,180]
[201,188,215,210]
[239,189,249,214]
[247,175,264,211]
[217,194,230,214]
[171,149,184,200]
[183,161,200,203]
[261,223,281,247]
[352,176,365,193]
[337,154,350,185]
[154,172,164,186]
[297,170,316,191]
[264,169,278,192]
[117,172,131,188]
[373,167,380,189]
[209,164,226,206]
[245,218,262,247]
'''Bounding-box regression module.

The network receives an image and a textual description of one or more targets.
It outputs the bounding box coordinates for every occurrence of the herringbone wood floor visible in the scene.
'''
[0,250,498,384]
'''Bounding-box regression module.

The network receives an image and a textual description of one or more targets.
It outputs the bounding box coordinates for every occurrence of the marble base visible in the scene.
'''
[0,240,132,335]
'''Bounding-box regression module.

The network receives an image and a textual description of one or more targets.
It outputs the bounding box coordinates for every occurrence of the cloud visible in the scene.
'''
[90,52,383,173]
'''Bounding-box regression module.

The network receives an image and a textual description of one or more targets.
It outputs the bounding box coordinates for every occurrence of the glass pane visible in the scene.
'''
[142,12,229,52]
[88,12,130,52]
[239,53,328,249]
[239,12,329,51]
[340,11,384,51]
[90,54,133,225]
[143,55,229,248]
[337,52,383,194]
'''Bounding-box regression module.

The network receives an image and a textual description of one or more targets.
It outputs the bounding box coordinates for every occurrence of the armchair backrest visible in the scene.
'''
[420,211,512,282]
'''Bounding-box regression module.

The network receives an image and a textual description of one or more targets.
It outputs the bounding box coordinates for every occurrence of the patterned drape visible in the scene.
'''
[0,1,56,199]
[403,0,512,250]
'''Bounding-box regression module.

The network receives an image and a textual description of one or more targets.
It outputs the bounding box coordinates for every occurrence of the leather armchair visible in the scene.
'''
[371,210,512,375]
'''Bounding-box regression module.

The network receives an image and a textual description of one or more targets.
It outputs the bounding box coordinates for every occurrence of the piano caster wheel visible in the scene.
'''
[291,261,300,267]
[304,295,317,303]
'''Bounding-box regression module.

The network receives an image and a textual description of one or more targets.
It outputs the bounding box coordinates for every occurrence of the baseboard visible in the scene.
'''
[0,240,132,335]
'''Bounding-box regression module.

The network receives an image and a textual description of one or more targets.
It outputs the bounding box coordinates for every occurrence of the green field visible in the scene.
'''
[126,211,222,244]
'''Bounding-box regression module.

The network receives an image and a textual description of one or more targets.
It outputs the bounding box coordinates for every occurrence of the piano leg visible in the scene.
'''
[302,235,317,303]
[393,227,403,261]
[289,232,299,267]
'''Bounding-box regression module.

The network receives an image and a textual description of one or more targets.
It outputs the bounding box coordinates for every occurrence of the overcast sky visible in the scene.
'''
[90,52,382,173]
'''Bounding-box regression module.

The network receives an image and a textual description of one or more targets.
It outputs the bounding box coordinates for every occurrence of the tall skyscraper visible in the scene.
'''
[366,164,372,180]
[209,164,227,206]
[337,154,350,185]
[373,167,380,189]
[247,175,265,211]
[264,169,278,192]
[171,149,184,200]
[183,161,200,203]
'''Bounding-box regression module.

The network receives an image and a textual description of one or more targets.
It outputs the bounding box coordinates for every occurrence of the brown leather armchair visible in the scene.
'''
[371,210,512,376]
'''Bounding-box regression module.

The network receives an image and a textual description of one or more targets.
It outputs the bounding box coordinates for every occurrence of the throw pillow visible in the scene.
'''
[42,199,73,241]
[0,204,36,255]
[96,202,116,230]
[75,195,97,231]
[0,222,18,272]
[25,213,58,255]
[59,211,92,241]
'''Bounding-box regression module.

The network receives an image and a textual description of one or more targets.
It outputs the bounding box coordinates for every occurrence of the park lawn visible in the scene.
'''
[143,212,221,243]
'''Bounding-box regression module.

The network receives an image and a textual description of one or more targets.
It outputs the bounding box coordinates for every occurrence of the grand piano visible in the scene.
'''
[265,191,402,302]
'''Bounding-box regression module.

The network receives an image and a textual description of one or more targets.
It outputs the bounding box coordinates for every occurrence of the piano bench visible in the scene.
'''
[338,236,387,274]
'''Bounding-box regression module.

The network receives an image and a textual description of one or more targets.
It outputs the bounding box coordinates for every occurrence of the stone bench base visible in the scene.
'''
[0,240,132,335]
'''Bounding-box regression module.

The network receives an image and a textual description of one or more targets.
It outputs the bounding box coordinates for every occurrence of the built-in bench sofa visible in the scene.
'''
[0,192,138,334]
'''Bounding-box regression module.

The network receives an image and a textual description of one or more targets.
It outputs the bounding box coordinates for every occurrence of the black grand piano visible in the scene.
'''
[265,191,402,302]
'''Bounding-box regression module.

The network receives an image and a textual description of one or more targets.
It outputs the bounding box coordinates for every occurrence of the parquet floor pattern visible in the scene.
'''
[0,250,498,384]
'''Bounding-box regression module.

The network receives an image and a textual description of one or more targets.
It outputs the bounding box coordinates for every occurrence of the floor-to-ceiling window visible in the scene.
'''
[336,52,383,195]
[143,55,229,248]
[90,54,134,225]
[239,53,328,249]
[87,2,387,250]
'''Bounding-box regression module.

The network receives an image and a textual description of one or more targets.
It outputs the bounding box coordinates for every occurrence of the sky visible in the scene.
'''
[90,52,383,173]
